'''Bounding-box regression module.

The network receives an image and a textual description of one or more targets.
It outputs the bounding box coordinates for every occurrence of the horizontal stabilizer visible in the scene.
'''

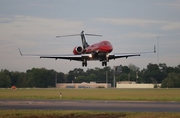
[56,34,80,38]
[56,33,102,38]
[85,34,102,37]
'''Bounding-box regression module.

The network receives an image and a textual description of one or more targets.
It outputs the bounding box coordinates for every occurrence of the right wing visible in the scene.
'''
[19,48,90,61]
[40,54,86,61]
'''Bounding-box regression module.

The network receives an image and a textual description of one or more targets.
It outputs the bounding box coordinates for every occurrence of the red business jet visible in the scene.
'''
[19,31,156,67]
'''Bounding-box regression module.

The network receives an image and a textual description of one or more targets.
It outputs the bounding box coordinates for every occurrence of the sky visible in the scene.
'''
[0,0,180,73]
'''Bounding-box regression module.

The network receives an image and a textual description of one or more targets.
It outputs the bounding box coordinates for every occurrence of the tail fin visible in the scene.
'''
[80,31,89,49]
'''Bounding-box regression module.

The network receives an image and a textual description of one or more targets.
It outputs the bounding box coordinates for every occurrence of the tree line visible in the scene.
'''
[0,63,180,88]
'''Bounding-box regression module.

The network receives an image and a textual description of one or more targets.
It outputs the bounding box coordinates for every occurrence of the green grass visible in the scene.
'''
[1,89,180,117]
[0,88,180,101]
[0,110,180,118]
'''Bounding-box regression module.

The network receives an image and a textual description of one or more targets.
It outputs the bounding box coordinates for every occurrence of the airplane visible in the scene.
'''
[19,31,156,67]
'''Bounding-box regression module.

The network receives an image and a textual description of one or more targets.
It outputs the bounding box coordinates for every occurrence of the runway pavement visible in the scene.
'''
[0,100,180,112]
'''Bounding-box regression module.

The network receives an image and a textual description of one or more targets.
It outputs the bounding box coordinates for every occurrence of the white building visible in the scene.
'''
[116,81,161,88]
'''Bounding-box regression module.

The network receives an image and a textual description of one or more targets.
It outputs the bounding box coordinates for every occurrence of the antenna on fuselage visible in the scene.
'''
[56,31,102,49]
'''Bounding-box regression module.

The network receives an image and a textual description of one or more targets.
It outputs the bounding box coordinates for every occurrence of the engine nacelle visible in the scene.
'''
[73,46,83,55]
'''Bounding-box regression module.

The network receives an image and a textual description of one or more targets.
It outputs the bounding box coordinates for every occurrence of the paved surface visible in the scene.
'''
[0,100,180,112]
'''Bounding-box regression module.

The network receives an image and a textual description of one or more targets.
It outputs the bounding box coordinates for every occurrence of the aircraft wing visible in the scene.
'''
[108,45,156,60]
[19,48,90,61]
[108,53,141,60]
[19,45,155,62]
[40,54,91,61]
[108,50,156,60]
[39,52,152,61]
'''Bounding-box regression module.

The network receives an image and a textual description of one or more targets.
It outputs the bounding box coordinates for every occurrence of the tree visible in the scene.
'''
[128,64,139,81]
[161,73,180,88]
[159,63,167,71]
[116,73,128,81]
[0,70,11,88]
[26,68,56,88]
[75,76,86,83]
[67,68,84,83]
[128,63,139,72]
[1,63,180,88]
[122,66,130,74]
[142,63,165,83]
[57,72,65,83]
[16,73,27,87]
[89,74,97,82]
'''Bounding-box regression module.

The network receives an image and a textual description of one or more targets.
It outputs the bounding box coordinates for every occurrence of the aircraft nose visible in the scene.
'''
[107,45,113,52]
[101,45,113,53]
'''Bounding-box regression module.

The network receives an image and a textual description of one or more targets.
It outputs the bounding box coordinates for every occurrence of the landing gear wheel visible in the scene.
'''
[104,62,107,66]
[82,61,87,67]
[102,61,107,66]
[85,62,87,67]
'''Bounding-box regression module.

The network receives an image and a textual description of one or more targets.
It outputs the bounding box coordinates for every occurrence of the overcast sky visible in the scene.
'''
[0,0,180,73]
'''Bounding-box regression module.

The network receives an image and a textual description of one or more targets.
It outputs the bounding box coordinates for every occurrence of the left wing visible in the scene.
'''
[108,53,141,60]
[108,45,156,60]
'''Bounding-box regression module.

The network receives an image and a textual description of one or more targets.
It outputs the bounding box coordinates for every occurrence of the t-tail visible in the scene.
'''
[80,31,89,49]
[56,31,102,49]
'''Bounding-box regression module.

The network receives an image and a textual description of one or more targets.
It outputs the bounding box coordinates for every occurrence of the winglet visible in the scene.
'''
[18,48,23,56]
[154,45,156,53]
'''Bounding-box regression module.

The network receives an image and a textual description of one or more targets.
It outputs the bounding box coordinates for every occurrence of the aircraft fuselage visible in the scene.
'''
[85,40,113,54]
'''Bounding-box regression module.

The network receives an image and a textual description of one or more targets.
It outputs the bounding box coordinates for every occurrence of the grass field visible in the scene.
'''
[1,88,180,118]
[0,88,180,101]
[1,110,180,118]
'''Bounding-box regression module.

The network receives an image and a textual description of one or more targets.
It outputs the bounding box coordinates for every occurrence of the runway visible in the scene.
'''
[0,100,180,112]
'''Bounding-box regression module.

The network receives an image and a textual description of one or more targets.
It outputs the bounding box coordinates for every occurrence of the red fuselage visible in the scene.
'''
[85,41,113,54]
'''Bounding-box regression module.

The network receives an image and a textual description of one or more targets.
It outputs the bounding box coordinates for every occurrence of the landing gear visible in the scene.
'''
[102,53,109,66]
[82,59,87,67]
[102,61,107,66]
[82,62,87,67]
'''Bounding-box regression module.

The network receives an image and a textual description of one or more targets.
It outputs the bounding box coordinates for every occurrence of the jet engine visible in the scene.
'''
[73,46,83,55]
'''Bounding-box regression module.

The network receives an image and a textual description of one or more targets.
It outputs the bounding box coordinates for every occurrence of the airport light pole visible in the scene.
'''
[113,66,116,88]
[55,73,57,88]
[106,71,108,84]
[157,36,160,65]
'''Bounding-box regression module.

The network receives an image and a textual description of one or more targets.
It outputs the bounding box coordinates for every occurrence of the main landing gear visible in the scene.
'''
[102,53,108,66]
[82,59,87,67]
[102,61,107,66]
[81,59,108,67]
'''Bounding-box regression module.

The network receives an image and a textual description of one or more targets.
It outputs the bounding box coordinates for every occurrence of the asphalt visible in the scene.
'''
[0,100,180,112]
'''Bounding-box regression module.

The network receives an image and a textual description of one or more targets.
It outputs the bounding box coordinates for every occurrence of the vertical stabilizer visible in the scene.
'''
[80,31,89,49]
